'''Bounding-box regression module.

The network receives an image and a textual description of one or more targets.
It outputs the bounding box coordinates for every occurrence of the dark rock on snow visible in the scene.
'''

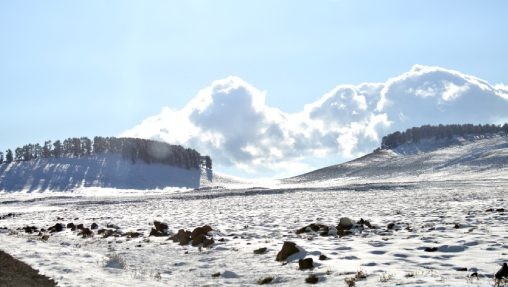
[91,223,98,230]
[299,258,314,270]
[78,228,93,238]
[258,277,273,284]
[276,241,300,261]
[319,254,328,260]
[254,247,267,254]
[48,223,64,233]
[305,274,319,284]
[496,263,508,279]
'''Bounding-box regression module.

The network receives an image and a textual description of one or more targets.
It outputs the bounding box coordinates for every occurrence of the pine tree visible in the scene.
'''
[5,149,13,163]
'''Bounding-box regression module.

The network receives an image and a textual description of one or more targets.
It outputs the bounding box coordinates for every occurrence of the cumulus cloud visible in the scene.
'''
[122,65,508,178]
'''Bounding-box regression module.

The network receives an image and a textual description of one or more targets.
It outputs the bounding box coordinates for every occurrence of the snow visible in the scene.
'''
[0,136,507,286]
[0,154,207,192]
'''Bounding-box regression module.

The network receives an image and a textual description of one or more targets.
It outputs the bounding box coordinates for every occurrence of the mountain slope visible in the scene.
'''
[0,155,211,192]
[287,135,508,184]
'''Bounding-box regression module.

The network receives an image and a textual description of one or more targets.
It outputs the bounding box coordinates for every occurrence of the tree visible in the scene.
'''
[0,152,3,164]
[14,147,23,161]
[53,140,62,158]
[5,149,13,163]
[42,141,52,158]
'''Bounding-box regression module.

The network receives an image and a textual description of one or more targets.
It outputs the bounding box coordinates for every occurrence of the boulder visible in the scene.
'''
[357,218,373,228]
[424,247,438,252]
[149,228,165,237]
[298,258,314,270]
[191,225,212,240]
[203,237,214,248]
[276,241,300,261]
[153,221,168,233]
[318,254,328,260]
[22,226,38,234]
[78,228,93,238]
[254,247,267,254]
[258,277,273,284]
[171,229,192,245]
[66,223,76,231]
[305,274,319,284]
[338,217,353,230]
[124,231,142,238]
[48,223,64,233]
[91,223,98,230]
[496,263,508,279]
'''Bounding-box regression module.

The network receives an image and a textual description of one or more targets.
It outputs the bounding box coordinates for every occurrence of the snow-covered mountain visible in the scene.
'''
[0,154,213,192]
[287,134,508,185]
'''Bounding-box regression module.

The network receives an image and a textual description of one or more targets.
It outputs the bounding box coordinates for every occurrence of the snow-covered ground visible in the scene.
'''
[0,136,507,286]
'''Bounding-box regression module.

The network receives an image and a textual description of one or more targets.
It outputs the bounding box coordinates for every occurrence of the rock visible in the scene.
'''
[171,229,192,245]
[358,218,373,228]
[338,217,353,230]
[91,223,98,230]
[337,229,352,237]
[78,228,93,238]
[305,274,319,284]
[77,224,84,230]
[66,223,76,231]
[153,221,168,233]
[296,223,328,235]
[124,231,141,238]
[496,208,505,212]
[40,234,49,241]
[211,272,221,278]
[318,254,328,260]
[48,223,64,233]
[149,228,165,237]
[424,247,438,252]
[258,277,273,284]
[387,222,395,230]
[23,226,38,234]
[191,234,206,246]
[454,223,461,229]
[107,223,120,229]
[276,241,300,261]
[202,237,214,248]
[496,263,508,279]
[455,267,468,271]
[254,247,268,254]
[100,229,115,238]
[298,258,314,270]
[191,225,212,240]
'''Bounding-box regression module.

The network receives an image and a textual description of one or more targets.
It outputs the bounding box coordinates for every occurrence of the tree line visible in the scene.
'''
[0,136,212,170]
[381,123,508,149]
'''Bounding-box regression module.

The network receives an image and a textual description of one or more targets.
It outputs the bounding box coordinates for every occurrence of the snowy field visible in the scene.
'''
[0,179,507,287]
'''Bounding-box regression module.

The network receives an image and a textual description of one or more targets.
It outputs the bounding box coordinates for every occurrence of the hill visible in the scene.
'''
[286,134,508,185]
[0,154,214,192]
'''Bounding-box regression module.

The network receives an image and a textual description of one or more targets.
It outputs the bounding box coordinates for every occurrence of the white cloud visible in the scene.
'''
[122,65,508,178]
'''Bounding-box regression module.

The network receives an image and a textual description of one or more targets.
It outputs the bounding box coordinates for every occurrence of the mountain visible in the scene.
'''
[286,134,508,185]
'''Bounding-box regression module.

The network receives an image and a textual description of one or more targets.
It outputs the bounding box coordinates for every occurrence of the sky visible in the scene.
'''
[1,1,508,178]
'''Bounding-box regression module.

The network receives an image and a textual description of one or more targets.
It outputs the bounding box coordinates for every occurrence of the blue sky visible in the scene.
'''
[1,1,508,177]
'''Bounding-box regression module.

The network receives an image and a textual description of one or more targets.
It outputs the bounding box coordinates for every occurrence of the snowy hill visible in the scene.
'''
[0,154,213,192]
[287,134,508,184]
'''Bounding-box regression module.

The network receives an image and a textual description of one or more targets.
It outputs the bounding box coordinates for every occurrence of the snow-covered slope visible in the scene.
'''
[0,155,212,192]
[287,134,508,185]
